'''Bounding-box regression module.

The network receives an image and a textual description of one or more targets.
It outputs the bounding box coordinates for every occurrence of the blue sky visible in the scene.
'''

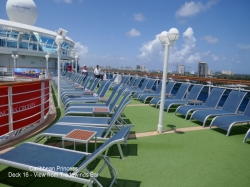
[1,0,250,74]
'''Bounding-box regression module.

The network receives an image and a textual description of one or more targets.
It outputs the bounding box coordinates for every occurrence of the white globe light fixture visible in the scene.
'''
[55,32,65,108]
[11,54,18,68]
[157,28,179,133]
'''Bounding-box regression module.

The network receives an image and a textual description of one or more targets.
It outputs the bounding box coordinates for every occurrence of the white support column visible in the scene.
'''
[157,44,170,133]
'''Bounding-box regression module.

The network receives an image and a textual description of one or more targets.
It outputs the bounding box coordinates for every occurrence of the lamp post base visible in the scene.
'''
[157,125,163,133]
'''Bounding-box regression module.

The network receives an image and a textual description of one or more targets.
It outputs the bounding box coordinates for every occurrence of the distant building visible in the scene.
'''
[208,69,213,75]
[198,61,208,77]
[140,65,148,72]
[179,65,185,75]
[105,66,111,70]
[136,65,140,70]
[190,71,195,75]
[222,70,234,75]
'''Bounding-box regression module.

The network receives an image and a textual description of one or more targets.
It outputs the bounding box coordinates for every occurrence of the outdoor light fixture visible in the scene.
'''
[45,53,50,72]
[11,54,18,68]
[157,28,179,133]
[55,28,67,108]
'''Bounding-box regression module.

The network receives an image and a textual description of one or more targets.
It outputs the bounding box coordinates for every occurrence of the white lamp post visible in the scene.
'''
[11,54,18,68]
[75,54,78,73]
[45,53,50,72]
[55,34,64,108]
[157,28,179,133]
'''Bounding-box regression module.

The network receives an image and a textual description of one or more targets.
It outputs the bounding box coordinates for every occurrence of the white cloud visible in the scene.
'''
[237,44,250,50]
[137,34,162,61]
[201,35,218,43]
[81,54,136,68]
[185,53,201,63]
[126,28,141,37]
[55,0,72,3]
[74,42,88,57]
[175,0,219,18]
[205,51,211,55]
[137,27,201,65]
[133,13,145,22]
[211,54,219,61]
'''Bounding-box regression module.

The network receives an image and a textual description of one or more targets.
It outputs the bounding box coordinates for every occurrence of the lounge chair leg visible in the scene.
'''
[103,156,118,186]
[117,143,124,160]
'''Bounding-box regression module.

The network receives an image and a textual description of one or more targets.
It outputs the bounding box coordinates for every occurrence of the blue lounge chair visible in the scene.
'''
[0,126,132,187]
[210,100,250,136]
[139,81,176,103]
[243,128,250,143]
[163,84,204,112]
[175,87,226,119]
[52,97,131,128]
[132,79,157,99]
[64,87,130,116]
[33,97,131,148]
[61,80,110,101]
[122,76,137,88]
[66,84,121,109]
[190,90,247,127]
[62,81,112,107]
[149,83,191,108]
[123,77,143,91]
[120,75,130,85]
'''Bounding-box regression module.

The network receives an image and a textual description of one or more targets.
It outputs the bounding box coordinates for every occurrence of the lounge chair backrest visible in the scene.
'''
[109,87,128,111]
[186,85,204,100]
[111,74,117,82]
[127,77,137,86]
[99,81,112,97]
[81,75,91,87]
[165,81,176,94]
[243,100,250,116]
[104,97,131,137]
[89,78,100,91]
[174,83,191,99]
[222,90,246,112]
[153,81,162,94]
[85,78,97,90]
[204,87,225,107]
[145,79,156,90]
[139,78,150,90]
[121,76,130,85]
[106,84,121,106]
[74,125,132,173]
[132,77,143,87]
[95,80,109,95]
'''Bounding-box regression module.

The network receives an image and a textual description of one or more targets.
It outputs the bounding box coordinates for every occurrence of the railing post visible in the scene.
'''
[8,86,13,134]
[41,82,45,120]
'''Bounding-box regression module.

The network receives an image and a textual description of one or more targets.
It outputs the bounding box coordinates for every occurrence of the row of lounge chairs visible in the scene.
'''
[133,79,250,142]
[0,73,146,186]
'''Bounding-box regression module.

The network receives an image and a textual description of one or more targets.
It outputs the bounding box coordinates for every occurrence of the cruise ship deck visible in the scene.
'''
[0,73,250,187]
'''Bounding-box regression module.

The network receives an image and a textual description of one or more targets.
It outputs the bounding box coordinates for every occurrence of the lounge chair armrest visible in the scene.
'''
[187,99,203,105]
[99,97,109,102]
[131,86,138,89]
[144,89,154,92]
